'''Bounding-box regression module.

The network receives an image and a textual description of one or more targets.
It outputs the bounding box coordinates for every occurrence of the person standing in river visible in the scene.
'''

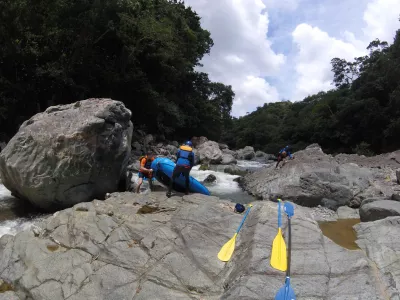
[166,141,195,197]
[136,153,156,193]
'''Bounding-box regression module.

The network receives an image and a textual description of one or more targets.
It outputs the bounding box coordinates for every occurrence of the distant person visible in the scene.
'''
[275,145,294,169]
[166,141,195,197]
[136,153,156,193]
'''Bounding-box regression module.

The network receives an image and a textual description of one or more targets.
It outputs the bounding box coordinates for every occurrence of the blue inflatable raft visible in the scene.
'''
[150,157,211,196]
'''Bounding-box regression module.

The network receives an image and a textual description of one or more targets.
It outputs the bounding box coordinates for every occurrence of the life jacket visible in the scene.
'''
[139,155,153,169]
[176,145,193,167]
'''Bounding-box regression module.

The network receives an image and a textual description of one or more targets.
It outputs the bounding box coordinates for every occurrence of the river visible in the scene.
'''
[0,160,266,238]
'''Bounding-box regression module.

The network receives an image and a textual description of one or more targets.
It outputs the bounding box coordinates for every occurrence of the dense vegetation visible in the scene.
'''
[223,22,400,156]
[1,1,399,156]
[0,0,234,142]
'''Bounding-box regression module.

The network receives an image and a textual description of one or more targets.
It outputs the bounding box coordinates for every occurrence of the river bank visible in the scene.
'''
[0,160,262,238]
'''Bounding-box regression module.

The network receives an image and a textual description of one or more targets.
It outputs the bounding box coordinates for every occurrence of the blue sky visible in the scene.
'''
[184,0,400,116]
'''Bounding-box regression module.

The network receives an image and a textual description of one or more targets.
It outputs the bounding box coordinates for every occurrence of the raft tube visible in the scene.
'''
[150,157,210,196]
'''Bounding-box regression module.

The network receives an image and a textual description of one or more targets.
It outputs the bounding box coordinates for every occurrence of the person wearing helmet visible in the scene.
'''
[167,140,195,197]
[275,145,294,169]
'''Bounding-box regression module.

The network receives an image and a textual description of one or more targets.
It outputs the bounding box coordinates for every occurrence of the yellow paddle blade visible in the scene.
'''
[218,233,238,262]
[270,228,287,271]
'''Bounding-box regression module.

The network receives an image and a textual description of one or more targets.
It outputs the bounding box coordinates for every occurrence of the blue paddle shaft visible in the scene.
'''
[236,206,252,234]
[278,201,282,228]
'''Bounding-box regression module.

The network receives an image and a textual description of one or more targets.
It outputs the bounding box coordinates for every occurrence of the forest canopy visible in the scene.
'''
[222,22,400,156]
[0,0,234,141]
[0,1,399,156]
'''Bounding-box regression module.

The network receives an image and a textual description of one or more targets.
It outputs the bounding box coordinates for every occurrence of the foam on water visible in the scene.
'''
[0,160,265,237]
[0,184,48,237]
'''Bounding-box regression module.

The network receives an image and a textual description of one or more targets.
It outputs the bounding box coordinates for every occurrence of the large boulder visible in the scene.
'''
[222,148,238,158]
[165,144,178,155]
[241,145,375,210]
[191,136,208,148]
[0,99,133,211]
[197,141,223,164]
[359,200,400,222]
[0,192,394,299]
[236,146,255,160]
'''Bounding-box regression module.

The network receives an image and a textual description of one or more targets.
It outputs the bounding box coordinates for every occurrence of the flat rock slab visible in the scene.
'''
[0,192,397,299]
[355,217,400,299]
[360,200,400,222]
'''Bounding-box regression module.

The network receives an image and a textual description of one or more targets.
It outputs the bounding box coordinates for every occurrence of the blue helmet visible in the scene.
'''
[185,141,193,147]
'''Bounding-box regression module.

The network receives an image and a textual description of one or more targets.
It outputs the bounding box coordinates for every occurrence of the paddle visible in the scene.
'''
[218,204,253,262]
[270,199,287,271]
[275,201,296,300]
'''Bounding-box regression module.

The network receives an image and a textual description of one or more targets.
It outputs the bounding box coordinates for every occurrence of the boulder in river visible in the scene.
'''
[191,136,208,148]
[236,146,255,160]
[359,200,400,222]
[197,141,223,164]
[0,192,398,299]
[221,153,237,165]
[0,98,133,211]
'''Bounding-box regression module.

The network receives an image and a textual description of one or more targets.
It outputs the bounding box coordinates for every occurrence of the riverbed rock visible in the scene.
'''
[241,144,400,210]
[191,136,208,148]
[355,217,400,299]
[218,143,229,150]
[222,148,238,158]
[203,174,217,184]
[336,206,360,219]
[143,134,154,146]
[236,146,255,160]
[197,141,223,164]
[165,145,178,155]
[0,99,133,211]
[360,200,400,222]
[0,192,396,299]
[221,154,237,165]
[360,197,388,207]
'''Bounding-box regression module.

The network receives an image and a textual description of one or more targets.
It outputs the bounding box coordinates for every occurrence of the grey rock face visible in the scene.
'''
[360,200,400,222]
[236,146,255,160]
[0,99,133,211]
[241,145,400,210]
[197,141,223,164]
[0,192,397,299]
[221,154,237,165]
[355,217,400,299]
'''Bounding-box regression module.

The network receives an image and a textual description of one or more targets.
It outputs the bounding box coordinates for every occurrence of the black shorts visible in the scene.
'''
[173,165,191,178]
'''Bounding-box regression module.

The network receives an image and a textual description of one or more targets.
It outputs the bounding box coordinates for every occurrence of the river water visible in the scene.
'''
[0,160,266,238]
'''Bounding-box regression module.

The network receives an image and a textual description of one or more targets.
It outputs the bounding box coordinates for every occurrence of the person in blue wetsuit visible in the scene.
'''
[166,141,195,197]
[275,145,294,169]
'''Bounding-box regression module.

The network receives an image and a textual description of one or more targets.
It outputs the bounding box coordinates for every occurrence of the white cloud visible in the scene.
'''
[185,0,285,116]
[363,0,400,43]
[291,0,400,101]
[185,0,400,116]
[291,24,366,100]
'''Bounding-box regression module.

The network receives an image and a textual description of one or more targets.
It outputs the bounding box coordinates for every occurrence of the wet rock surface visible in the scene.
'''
[0,192,398,299]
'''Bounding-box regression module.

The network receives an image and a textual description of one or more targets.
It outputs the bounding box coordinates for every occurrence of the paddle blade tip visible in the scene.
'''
[274,286,296,300]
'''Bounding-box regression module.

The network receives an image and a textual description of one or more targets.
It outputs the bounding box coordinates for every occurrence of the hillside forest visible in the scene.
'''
[0,0,399,156]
